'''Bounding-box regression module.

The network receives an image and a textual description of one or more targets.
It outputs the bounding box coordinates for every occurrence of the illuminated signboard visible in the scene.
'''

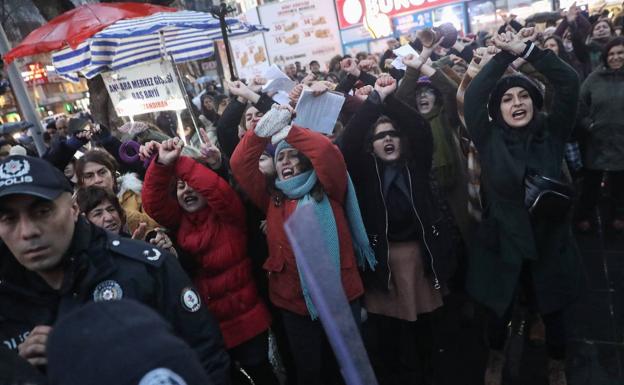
[21,62,48,85]
[393,10,433,34]
[336,0,463,29]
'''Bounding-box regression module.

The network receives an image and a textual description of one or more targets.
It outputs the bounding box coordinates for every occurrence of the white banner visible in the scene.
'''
[258,0,343,71]
[102,60,186,117]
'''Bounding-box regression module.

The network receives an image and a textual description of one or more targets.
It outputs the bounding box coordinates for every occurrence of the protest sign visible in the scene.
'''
[102,60,185,117]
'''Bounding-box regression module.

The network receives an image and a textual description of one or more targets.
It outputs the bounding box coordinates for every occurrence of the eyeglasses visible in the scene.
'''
[372,130,400,141]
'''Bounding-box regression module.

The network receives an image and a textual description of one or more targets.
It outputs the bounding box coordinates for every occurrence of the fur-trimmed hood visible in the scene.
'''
[117,172,143,198]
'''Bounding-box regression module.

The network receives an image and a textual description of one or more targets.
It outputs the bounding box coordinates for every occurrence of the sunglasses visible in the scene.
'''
[372,130,400,141]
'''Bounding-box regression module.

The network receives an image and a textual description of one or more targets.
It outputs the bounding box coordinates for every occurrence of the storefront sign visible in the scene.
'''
[258,0,343,70]
[21,63,48,85]
[336,0,462,29]
[231,33,271,80]
[102,60,185,117]
[340,24,376,45]
[393,10,433,34]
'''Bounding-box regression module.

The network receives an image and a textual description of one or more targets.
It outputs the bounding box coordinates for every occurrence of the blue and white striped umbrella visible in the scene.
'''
[52,10,265,81]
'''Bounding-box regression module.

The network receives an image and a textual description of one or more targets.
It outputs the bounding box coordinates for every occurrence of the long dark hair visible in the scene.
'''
[270,148,324,204]
[366,115,408,161]
[544,35,573,65]
[602,36,624,68]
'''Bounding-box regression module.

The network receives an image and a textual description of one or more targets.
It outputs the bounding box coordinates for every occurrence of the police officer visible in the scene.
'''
[0,155,230,385]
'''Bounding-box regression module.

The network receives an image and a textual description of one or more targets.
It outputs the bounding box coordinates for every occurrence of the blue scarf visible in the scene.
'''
[275,142,376,319]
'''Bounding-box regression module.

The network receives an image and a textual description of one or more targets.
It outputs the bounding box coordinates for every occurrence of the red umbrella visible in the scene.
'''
[3,2,177,64]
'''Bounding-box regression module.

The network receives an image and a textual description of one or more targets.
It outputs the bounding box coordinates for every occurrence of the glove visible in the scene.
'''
[271,125,291,145]
[254,105,292,138]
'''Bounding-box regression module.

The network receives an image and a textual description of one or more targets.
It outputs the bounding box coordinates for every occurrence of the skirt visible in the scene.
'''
[364,240,443,321]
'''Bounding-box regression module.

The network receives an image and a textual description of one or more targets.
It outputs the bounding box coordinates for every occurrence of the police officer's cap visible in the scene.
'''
[0,155,72,200]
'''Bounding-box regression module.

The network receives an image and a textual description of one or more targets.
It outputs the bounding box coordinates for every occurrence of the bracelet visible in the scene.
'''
[520,42,535,59]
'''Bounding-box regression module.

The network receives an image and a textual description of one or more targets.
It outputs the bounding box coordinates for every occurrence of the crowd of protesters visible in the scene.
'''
[1,3,623,385]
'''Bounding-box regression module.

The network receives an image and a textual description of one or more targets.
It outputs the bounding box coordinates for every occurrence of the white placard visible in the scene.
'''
[294,90,345,135]
[102,60,185,117]
[258,0,343,71]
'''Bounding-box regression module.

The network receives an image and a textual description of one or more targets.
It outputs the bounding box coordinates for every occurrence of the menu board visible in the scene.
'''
[231,33,271,81]
[258,0,343,71]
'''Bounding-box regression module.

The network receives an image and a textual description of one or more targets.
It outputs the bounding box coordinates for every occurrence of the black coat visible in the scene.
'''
[0,218,230,385]
[217,93,276,158]
[463,45,583,316]
[340,92,455,291]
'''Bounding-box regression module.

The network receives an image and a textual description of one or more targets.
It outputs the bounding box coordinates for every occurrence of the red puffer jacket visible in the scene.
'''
[142,156,271,349]
[230,126,364,316]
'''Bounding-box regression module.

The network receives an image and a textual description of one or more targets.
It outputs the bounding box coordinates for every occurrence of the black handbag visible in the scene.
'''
[524,171,575,219]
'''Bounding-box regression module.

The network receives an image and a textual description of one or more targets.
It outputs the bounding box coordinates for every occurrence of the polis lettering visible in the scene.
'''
[0,176,33,187]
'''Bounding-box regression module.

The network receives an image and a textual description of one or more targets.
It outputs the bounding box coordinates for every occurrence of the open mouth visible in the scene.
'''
[419,100,430,109]
[512,109,527,120]
[183,195,198,205]
[281,168,294,179]
[383,143,396,154]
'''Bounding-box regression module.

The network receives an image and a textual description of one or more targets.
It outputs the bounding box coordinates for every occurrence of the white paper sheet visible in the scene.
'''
[390,44,420,70]
[293,89,345,135]
[392,44,419,58]
[262,64,296,93]
[272,90,291,106]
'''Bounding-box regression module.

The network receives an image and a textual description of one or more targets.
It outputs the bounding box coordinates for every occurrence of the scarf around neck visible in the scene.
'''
[275,146,376,319]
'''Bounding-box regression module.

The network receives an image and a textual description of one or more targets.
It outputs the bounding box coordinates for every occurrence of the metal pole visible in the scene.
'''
[215,3,237,80]
[0,24,46,156]
[158,31,204,145]
[169,54,204,145]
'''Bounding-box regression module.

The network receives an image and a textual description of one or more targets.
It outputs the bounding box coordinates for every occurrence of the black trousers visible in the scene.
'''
[229,331,279,385]
[487,266,567,360]
[363,313,433,385]
[577,169,624,221]
[280,302,361,385]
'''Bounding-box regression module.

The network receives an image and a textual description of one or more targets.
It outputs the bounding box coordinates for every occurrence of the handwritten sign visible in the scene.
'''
[102,60,185,117]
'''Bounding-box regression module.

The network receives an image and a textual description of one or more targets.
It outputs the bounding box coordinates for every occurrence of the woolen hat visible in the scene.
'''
[487,75,544,120]
[47,300,212,385]
[67,117,89,134]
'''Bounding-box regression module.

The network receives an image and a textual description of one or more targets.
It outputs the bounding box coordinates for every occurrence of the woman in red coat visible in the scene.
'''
[140,137,276,385]
[230,105,375,385]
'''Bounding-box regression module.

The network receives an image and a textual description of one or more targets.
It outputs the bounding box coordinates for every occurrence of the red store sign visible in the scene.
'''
[336,0,461,29]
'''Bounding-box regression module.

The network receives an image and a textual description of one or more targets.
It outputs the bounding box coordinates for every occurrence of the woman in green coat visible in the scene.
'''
[576,37,624,233]
[464,28,583,385]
